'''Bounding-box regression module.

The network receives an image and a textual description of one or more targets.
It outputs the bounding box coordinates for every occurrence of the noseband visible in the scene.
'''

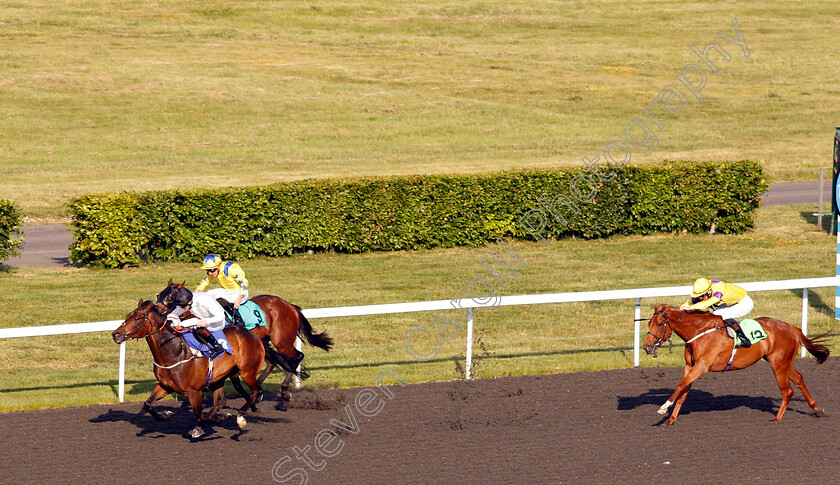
[648,310,682,349]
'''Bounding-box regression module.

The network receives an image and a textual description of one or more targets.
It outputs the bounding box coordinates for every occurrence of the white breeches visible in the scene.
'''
[712,295,754,320]
[206,288,249,305]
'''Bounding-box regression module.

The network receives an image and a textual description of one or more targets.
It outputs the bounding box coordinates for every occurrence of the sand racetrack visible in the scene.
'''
[1,357,839,484]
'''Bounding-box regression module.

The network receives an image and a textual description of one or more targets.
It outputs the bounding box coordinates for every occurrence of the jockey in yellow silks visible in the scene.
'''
[196,254,250,326]
[679,278,754,348]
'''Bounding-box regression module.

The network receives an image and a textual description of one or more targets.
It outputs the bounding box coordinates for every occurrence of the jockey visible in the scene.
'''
[167,288,227,357]
[196,254,249,326]
[679,278,754,348]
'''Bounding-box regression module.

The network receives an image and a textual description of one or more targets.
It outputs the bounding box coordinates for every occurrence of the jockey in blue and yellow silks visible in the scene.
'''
[679,278,754,348]
[196,254,250,326]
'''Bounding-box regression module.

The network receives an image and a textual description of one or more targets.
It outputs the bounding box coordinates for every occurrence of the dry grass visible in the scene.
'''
[1,1,838,217]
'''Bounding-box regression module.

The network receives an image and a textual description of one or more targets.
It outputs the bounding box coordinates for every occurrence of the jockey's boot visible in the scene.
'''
[725,318,751,348]
[233,308,245,327]
[216,298,236,324]
[195,328,225,358]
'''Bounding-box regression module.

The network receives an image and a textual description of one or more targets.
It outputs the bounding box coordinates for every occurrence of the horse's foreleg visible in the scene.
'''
[660,362,709,425]
[186,389,207,438]
[143,384,174,421]
[668,383,693,422]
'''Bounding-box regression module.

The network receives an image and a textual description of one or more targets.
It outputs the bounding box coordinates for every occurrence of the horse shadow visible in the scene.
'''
[90,394,291,441]
[617,387,812,425]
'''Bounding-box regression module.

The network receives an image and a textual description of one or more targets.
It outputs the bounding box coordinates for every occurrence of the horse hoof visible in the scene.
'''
[282,391,292,402]
[812,408,826,418]
[161,411,174,420]
[237,415,247,429]
[190,427,205,438]
[657,408,667,415]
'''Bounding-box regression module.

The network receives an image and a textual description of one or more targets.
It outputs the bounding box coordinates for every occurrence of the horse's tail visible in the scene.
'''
[295,305,334,351]
[797,329,831,364]
[261,340,309,379]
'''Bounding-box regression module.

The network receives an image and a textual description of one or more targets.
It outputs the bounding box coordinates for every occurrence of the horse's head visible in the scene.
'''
[642,304,674,357]
[112,300,165,344]
[156,279,188,313]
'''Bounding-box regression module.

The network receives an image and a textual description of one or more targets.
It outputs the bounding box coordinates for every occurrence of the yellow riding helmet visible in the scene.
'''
[201,254,223,270]
[691,278,712,297]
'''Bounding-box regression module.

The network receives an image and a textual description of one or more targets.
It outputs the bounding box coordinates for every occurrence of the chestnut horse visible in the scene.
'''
[112,300,268,438]
[642,304,830,425]
[157,281,333,401]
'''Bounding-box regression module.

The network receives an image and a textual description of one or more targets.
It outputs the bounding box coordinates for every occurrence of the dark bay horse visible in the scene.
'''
[643,304,830,425]
[157,281,333,401]
[112,300,268,438]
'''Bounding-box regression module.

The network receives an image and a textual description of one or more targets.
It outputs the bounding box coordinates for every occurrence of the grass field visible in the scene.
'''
[0,203,835,411]
[1,1,839,218]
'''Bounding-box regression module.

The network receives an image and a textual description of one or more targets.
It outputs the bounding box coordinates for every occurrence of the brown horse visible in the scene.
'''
[112,300,268,438]
[642,304,830,425]
[157,281,333,401]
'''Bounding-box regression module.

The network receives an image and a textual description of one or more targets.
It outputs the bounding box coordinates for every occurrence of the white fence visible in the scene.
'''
[0,276,835,402]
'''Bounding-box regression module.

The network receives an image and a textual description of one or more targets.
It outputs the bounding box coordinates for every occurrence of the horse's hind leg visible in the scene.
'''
[202,385,228,423]
[233,364,264,428]
[789,366,824,416]
[143,384,174,421]
[230,373,261,411]
[280,371,294,402]
[768,359,795,422]
[256,361,274,387]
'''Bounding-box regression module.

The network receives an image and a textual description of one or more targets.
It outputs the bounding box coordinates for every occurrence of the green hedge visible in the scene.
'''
[69,161,768,267]
[0,200,24,262]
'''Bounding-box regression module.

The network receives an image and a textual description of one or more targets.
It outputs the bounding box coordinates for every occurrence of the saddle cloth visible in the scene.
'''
[726,318,768,346]
[178,329,233,360]
[226,300,268,330]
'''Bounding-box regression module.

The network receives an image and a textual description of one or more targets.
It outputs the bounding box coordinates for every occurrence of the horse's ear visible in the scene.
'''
[138,298,144,307]
[177,281,185,289]
[167,278,173,285]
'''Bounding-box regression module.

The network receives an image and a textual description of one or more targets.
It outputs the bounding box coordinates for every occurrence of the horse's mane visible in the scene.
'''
[139,299,171,322]
[682,309,712,315]
[660,305,712,315]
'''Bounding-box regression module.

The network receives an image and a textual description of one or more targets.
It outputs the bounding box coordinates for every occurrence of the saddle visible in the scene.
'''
[178,328,232,360]
[725,319,768,348]
[218,299,267,330]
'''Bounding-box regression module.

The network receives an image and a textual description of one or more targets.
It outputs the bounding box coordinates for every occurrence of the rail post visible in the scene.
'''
[801,288,809,358]
[118,341,126,402]
[465,308,474,379]
[634,298,642,367]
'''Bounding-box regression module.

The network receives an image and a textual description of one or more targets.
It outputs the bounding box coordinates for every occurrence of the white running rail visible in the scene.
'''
[0,277,835,402]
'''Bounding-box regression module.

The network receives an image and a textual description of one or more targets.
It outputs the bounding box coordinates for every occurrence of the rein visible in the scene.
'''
[124,303,200,369]
[650,309,726,348]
